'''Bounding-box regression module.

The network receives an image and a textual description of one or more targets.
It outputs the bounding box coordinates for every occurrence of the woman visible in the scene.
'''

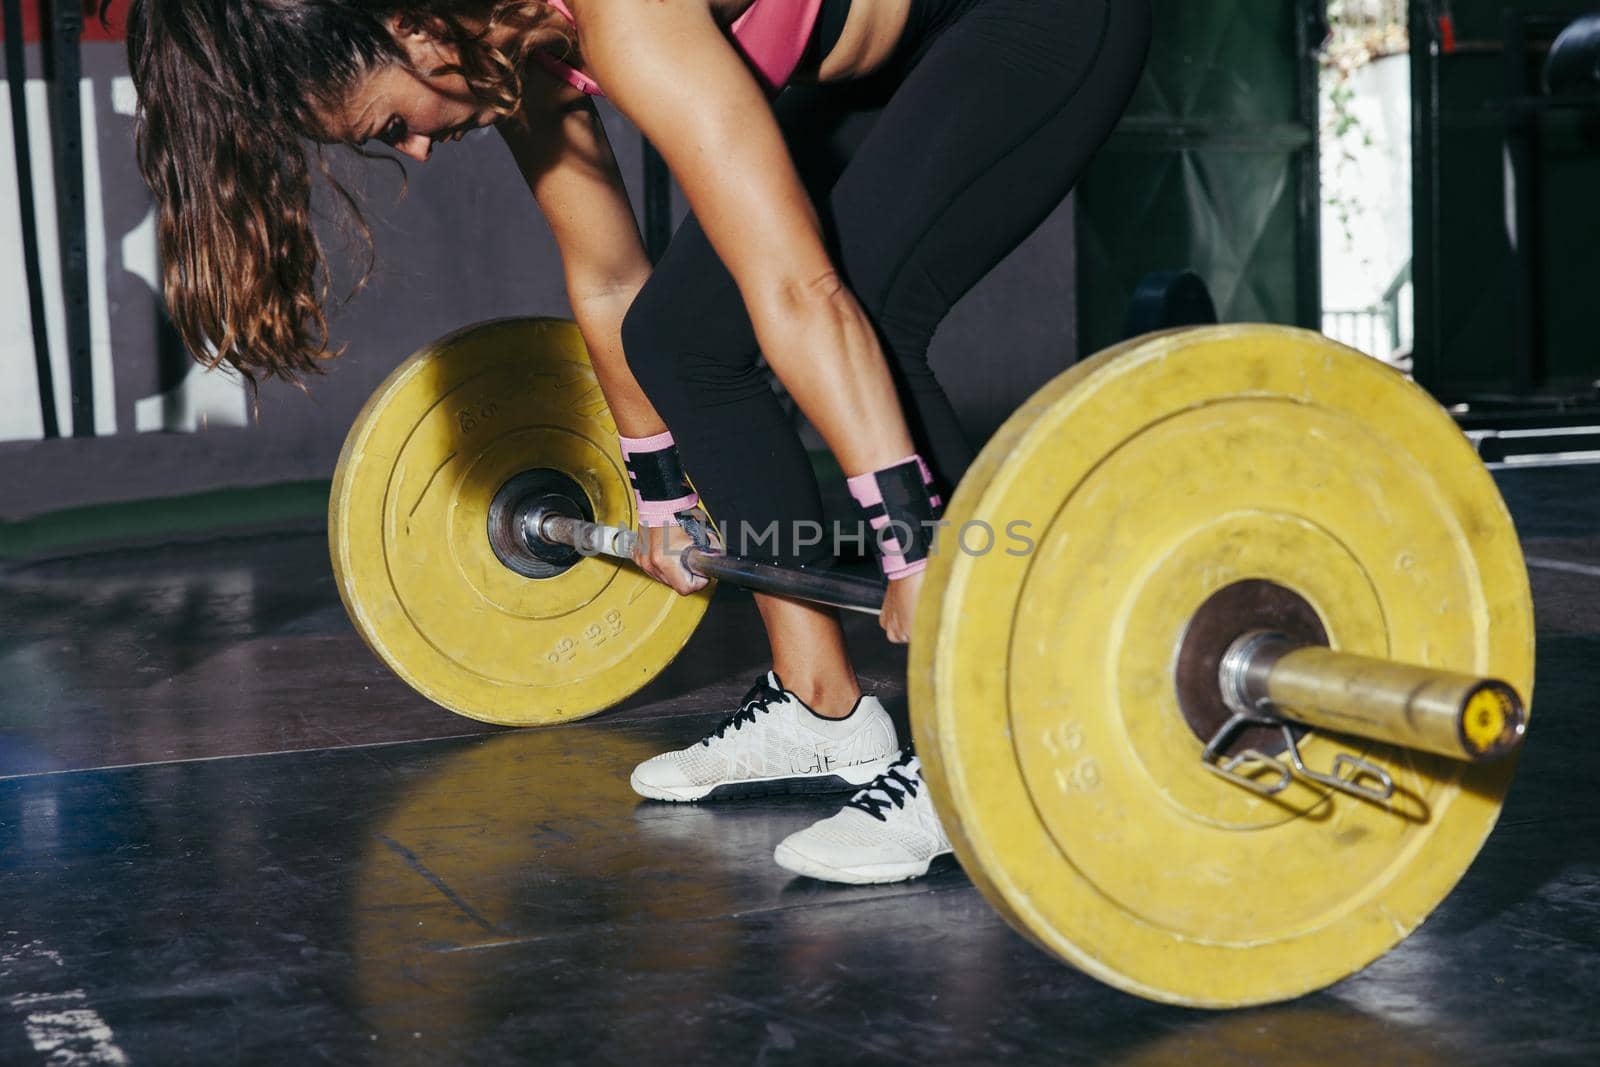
[122,0,1151,884]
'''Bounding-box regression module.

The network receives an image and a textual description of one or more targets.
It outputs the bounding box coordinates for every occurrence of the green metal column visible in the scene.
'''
[1076,0,1325,358]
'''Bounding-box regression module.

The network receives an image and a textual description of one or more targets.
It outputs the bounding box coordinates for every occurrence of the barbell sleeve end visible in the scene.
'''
[527,511,637,561]
[1221,632,1528,763]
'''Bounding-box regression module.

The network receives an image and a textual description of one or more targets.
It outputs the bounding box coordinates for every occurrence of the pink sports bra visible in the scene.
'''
[532,0,825,96]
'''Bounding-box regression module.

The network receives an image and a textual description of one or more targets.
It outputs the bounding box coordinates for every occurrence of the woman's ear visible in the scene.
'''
[386,12,456,72]
[387,12,432,43]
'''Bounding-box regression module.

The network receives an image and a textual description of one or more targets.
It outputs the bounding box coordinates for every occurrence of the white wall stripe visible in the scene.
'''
[0,77,112,440]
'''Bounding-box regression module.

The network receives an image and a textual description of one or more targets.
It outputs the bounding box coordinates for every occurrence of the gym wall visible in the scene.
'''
[1075,0,1325,357]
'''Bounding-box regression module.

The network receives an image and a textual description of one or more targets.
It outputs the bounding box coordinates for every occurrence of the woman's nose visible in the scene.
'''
[396,133,432,163]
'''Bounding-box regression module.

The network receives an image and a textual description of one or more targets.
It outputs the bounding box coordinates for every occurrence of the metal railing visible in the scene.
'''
[1323,261,1412,363]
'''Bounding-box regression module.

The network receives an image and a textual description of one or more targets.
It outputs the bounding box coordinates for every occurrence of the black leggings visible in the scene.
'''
[620,0,1152,568]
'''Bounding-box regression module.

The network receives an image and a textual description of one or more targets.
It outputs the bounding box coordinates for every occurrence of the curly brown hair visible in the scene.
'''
[113,1,570,390]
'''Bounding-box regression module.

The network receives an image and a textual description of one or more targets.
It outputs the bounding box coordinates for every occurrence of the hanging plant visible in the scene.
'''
[1320,1,1410,250]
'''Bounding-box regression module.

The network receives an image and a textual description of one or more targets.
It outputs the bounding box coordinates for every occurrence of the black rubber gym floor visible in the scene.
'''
[1,466,1596,1065]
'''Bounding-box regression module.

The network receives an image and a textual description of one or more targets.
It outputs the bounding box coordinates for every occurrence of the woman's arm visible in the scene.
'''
[499,77,664,437]
[500,75,712,593]
[575,0,918,479]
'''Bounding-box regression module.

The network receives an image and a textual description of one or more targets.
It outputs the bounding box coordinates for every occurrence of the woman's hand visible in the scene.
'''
[879,569,925,645]
[631,511,716,596]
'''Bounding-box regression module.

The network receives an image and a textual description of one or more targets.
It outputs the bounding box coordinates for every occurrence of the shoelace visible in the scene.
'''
[845,760,921,822]
[701,681,786,746]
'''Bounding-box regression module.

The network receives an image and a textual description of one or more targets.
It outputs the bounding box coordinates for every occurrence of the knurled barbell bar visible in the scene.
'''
[329,318,1535,1007]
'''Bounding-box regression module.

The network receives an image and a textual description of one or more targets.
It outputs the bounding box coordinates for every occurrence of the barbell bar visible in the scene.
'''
[532,512,887,615]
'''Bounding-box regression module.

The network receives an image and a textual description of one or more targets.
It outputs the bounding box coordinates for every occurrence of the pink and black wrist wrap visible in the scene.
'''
[847,454,944,581]
[619,432,699,528]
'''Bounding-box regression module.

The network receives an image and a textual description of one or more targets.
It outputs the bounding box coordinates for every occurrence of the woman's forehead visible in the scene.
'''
[329,66,405,143]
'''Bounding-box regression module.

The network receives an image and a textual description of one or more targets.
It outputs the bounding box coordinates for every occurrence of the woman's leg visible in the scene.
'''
[816,0,1152,473]
[767,0,1152,880]
[623,132,911,799]
[621,80,895,719]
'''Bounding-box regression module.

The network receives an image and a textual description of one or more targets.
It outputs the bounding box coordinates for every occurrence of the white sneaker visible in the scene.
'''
[629,672,900,803]
[773,751,953,884]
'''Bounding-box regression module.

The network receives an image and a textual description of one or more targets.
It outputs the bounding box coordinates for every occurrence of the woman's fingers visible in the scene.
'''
[632,524,709,596]
[878,571,923,645]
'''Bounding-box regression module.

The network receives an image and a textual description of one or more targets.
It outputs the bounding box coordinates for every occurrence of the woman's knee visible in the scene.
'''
[618,284,681,397]
[624,292,774,417]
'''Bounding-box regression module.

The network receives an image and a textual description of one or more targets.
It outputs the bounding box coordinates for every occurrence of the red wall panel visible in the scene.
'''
[0,2,126,44]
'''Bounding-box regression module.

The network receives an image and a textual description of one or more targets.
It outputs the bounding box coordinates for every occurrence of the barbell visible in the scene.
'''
[329,318,1535,1008]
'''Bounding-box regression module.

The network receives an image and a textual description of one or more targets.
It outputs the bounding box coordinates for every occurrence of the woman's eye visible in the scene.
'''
[380,116,406,146]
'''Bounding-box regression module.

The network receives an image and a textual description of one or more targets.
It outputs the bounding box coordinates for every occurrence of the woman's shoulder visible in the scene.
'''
[564,0,754,25]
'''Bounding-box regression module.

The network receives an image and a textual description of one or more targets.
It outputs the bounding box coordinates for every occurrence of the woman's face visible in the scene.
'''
[334,20,498,162]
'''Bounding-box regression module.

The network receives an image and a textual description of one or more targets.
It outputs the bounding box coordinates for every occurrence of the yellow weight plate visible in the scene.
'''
[330,318,712,726]
[910,325,1534,1008]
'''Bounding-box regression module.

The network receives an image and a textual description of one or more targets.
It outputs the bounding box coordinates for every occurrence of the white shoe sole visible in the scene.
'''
[630,754,898,804]
[772,841,954,885]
